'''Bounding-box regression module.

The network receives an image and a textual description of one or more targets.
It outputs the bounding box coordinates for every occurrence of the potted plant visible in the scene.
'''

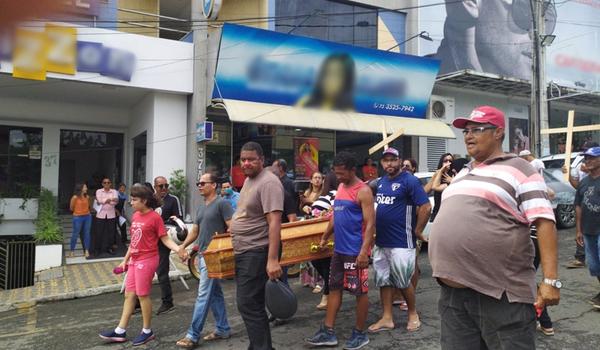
[34,188,64,272]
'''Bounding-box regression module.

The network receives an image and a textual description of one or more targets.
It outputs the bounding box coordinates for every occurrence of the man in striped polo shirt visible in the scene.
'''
[428,106,560,350]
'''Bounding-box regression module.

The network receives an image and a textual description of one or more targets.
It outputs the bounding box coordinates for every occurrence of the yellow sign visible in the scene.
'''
[45,24,76,75]
[12,28,47,81]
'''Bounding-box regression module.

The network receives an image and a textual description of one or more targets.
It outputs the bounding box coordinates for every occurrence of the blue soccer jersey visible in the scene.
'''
[375,172,429,248]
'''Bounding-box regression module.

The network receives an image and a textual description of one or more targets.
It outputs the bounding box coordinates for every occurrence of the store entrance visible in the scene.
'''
[58,130,124,213]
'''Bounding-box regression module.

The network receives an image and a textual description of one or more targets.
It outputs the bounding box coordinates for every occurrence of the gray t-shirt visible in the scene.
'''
[231,169,284,254]
[575,175,600,236]
[195,197,234,251]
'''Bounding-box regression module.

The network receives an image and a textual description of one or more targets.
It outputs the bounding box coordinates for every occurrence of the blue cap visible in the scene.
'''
[382,147,400,158]
[584,146,600,157]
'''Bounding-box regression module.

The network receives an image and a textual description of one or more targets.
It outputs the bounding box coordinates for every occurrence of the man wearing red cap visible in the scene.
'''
[428,106,560,349]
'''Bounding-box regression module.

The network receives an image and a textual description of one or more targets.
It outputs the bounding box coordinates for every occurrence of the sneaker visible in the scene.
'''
[132,331,155,346]
[591,292,600,309]
[565,259,586,269]
[305,324,338,347]
[536,322,555,336]
[343,328,369,350]
[156,302,175,315]
[99,330,127,343]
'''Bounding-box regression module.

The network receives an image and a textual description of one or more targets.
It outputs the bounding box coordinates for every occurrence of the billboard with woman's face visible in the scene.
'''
[419,0,600,91]
[213,23,441,118]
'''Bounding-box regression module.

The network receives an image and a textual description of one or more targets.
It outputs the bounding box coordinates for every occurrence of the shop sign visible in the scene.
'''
[77,41,136,81]
[203,0,222,20]
[196,121,214,142]
[213,23,440,119]
[6,24,136,82]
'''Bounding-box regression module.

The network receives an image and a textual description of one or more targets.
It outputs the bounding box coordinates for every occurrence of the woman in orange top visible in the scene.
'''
[70,183,92,258]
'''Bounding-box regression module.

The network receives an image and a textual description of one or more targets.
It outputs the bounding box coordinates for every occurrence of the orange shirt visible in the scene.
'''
[70,195,90,216]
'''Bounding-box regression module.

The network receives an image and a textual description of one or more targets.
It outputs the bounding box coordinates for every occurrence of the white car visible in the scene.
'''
[540,152,584,182]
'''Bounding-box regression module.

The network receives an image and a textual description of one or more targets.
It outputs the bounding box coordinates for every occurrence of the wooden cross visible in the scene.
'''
[368,120,404,155]
[540,110,600,180]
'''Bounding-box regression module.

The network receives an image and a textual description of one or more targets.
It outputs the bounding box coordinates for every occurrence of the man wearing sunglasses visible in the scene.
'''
[154,176,183,315]
[428,106,560,349]
[575,147,600,310]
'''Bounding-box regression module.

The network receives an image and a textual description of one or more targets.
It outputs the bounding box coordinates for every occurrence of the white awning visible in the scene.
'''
[219,99,456,139]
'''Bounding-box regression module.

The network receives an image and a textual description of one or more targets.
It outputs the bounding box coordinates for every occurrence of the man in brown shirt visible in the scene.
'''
[428,106,560,349]
[230,141,283,350]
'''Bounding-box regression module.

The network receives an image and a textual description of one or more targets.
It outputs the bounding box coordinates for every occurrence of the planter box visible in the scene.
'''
[35,244,63,272]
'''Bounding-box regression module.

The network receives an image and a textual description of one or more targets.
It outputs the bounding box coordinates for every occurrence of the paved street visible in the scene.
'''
[1,227,599,350]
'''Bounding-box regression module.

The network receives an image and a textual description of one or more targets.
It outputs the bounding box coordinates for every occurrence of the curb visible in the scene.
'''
[0,271,192,313]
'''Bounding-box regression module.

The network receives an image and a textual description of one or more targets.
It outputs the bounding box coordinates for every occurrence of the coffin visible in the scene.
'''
[203,216,333,279]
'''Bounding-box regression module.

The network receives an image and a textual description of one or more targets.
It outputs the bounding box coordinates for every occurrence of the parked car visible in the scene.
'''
[542,169,576,228]
[541,152,584,183]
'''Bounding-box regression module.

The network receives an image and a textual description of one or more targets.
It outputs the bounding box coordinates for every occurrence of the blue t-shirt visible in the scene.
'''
[375,172,429,248]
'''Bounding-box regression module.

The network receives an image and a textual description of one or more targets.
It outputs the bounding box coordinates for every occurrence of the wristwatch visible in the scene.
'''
[543,278,562,289]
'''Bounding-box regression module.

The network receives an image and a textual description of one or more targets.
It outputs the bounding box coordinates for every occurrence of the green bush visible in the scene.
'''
[34,188,63,245]
[169,169,187,214]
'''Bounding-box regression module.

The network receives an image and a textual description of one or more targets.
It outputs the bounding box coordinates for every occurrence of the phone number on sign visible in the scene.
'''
[373,103,415,112]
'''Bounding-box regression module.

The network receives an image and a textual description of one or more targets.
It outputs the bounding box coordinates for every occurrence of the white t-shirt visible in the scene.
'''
[571,163,588,180]
[530,158,545,175]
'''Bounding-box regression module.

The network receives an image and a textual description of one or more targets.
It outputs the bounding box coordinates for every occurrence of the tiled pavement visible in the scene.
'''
[0,257,190,312]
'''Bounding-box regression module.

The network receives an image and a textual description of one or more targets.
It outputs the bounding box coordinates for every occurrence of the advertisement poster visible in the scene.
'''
[294,138,319,180]
[213,23,440,119]
[509,118,530,155]
[418,0,600,91]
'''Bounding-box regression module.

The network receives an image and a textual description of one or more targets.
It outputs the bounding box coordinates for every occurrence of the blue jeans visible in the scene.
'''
[186,256,230,343]
[71,214,91,251]
[584,234,600,277]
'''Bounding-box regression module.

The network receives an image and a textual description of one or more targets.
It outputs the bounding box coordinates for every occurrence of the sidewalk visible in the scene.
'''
[0,256,191,312]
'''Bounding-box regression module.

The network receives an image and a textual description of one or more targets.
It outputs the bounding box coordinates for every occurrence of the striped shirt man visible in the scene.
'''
[428,154,555,304]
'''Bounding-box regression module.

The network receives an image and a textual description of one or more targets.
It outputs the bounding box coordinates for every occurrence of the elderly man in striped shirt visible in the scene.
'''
[428,106,560,350]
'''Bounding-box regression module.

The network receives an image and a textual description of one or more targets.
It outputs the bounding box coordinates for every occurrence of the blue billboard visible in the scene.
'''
[213,23,440,118]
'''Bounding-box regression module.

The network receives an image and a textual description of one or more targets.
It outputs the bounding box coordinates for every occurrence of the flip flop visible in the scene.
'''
[203,332,231,341]
[407,319,421,332]
[368,324,395,333]
[398,301,409,311]
[176,337,197,349]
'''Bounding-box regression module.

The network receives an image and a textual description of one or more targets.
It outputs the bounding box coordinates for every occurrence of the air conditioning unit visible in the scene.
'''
[427,95,455,124]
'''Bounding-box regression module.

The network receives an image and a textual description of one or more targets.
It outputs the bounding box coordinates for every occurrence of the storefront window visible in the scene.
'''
[230,123,335,181]
[548,108,600,154]
[205,116,232,181]
[0,125,43,198]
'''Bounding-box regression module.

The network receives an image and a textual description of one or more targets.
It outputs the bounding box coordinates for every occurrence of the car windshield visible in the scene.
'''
[542,169,564,185]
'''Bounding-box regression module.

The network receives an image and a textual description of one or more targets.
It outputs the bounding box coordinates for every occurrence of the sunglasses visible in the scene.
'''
[102,181,111,184]
[156,183,169,189]
[196,181,214,187]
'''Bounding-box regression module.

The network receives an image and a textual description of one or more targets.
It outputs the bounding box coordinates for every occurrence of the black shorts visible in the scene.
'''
[329,252,369,296]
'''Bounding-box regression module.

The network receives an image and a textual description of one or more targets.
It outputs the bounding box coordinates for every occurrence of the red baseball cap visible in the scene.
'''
[452,106,506,129]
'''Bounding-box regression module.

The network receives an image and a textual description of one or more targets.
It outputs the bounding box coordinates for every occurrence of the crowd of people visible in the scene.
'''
[92,104,600,349]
